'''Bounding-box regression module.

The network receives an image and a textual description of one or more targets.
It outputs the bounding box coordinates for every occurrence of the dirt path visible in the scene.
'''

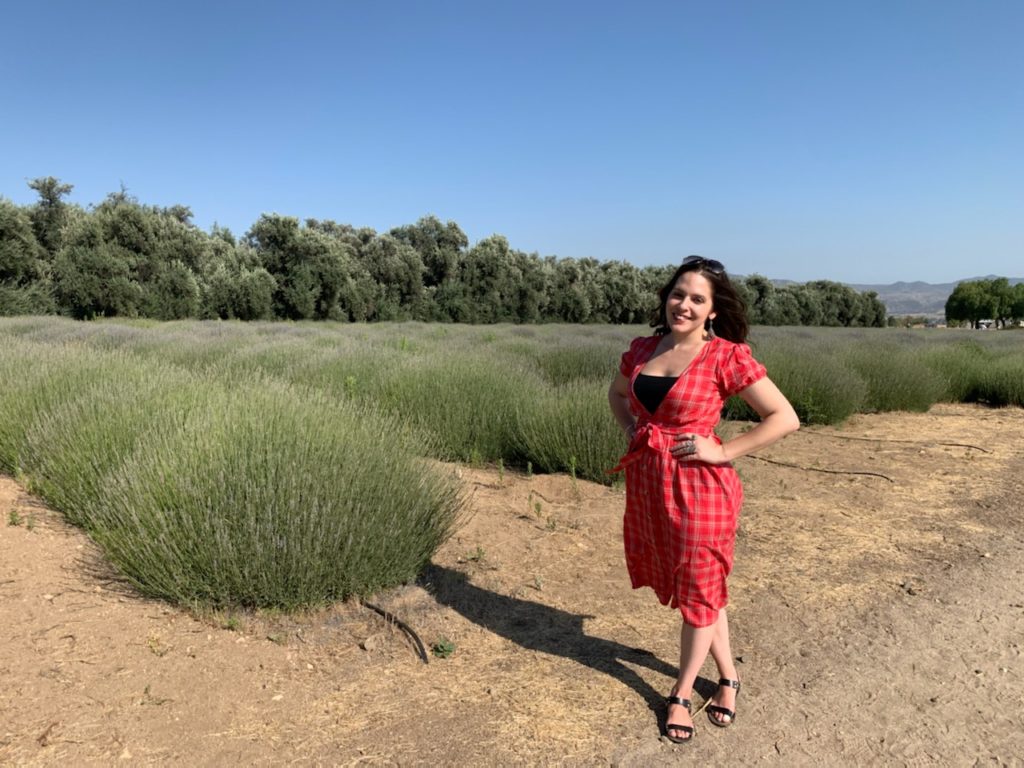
[2,404,1022,765]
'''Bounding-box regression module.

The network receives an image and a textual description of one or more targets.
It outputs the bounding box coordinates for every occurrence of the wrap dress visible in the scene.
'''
[612,335,766,627]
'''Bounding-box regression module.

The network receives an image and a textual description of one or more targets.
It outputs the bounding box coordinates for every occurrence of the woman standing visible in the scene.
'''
[608,256,799,743]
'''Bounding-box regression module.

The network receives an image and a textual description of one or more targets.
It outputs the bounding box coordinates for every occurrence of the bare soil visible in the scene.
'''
[2,404,1022,766]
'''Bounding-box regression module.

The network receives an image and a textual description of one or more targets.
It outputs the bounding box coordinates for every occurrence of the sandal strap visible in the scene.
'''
[718,678,741,691]
[666,723,695,735]
[666,696,692,709]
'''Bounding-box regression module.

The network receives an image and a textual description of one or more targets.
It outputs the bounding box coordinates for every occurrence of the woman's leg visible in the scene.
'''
[707,608,740,723]
[667,621,715,740]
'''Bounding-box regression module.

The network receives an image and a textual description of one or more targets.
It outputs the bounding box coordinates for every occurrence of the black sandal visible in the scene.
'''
[706,678,741,727]
[665,695,695,743]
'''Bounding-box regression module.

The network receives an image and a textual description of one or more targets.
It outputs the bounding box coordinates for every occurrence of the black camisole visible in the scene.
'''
[633,373,678,414]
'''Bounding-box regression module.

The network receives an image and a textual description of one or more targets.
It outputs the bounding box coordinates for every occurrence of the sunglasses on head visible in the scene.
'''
[682,255,725,274]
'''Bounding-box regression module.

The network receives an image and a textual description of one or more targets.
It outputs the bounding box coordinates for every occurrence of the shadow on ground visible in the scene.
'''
[422,563,718,734]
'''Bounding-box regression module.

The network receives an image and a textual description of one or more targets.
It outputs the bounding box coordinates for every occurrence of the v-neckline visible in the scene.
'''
[633,336,717,418]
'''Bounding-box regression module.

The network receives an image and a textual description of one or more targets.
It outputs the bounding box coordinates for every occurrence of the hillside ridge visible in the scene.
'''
[765,275,1024,317]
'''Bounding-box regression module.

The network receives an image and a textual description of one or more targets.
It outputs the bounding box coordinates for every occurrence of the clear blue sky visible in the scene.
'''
[2,1,1021,284]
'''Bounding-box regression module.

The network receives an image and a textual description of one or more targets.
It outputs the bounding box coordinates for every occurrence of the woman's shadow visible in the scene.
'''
[421,564,717,733]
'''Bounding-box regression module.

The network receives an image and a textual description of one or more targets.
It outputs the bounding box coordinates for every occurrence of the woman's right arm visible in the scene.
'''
[608,371,636,440]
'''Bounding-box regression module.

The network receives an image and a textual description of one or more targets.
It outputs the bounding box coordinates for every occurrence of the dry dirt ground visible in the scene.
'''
[2,403,1022,766]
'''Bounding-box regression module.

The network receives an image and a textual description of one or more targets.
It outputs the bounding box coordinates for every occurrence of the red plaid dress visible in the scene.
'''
[612,335,766,627]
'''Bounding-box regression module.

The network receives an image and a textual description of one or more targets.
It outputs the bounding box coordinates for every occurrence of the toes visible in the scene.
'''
[709,707,732,724]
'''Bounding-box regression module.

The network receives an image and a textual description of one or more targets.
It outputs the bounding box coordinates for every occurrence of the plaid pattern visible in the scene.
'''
[613,336,767,627]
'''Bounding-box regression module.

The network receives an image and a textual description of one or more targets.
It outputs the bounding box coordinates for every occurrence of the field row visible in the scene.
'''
[2,317,1021,609]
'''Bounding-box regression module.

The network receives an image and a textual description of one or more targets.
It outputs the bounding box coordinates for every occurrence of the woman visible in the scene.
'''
[608,256,799,744]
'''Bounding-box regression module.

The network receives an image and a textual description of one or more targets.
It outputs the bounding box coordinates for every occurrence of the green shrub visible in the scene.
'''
[513,379,625,482]
[88,383,463,607]
[973,355,1024,407]
[275,344,392,404]
[0,330,464,609]
[533,341,621,385]
[844,342,946,412]
[20,358,194,527]
[378,353,543,463]
[725,343,866,425]
[0,340,115,473]
[921,340,989,402]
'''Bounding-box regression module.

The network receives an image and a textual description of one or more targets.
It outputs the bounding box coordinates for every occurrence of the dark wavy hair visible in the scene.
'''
[650,256,750,343]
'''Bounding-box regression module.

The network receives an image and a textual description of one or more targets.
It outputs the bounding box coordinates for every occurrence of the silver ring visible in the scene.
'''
[683,439,695,454]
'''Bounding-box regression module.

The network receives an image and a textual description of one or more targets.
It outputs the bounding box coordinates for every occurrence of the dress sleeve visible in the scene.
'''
[619,337,647,377]
[720,342,767,397]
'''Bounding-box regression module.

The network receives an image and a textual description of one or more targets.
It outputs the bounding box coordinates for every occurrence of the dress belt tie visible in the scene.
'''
[609,423,721,474]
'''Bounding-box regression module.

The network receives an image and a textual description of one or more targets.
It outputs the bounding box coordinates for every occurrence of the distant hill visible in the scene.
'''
[849,277,1024,317]
[766,276,1024,318]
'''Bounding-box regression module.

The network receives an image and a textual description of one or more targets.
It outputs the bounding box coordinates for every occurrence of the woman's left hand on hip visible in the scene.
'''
[671,433,728,464]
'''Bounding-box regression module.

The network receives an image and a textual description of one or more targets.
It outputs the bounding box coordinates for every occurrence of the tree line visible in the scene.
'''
[1,177,887,326]
[944,278,1024,329]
